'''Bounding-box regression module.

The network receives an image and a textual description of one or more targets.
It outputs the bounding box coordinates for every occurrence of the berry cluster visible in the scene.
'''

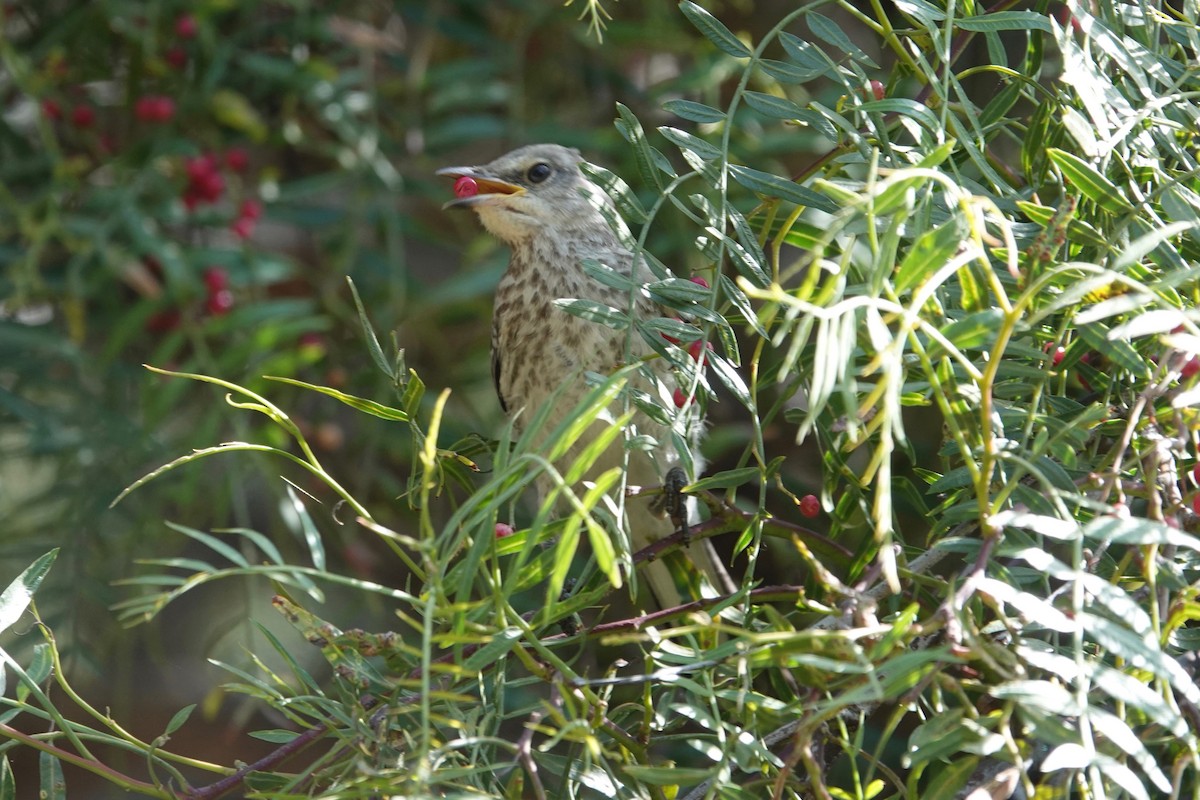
[39,13,197,135]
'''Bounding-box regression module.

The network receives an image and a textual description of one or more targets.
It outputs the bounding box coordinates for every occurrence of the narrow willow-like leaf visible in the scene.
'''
[657,126,722,161]
[759,58,825,84]
[895,219,964,294]
[0,551,57,636]
[615,102,665,190]
[583,258,639,293]
[579,162,649,224]
[808,11,878,67]
[742,91,808,120]
[956,9,1052,32]
[285,486,327,572]
[346,276,394,380]
[265,376,409,421]
[678,1,752,58]
[728,164,838,213]
[686,467,761,492]
[552,298,630,330]
[661,99,726,123]
[462,627,522,670]
[1047,149,1134,215]
[164,704,196,736]
[38,753,63,800]
[0,756,13,800]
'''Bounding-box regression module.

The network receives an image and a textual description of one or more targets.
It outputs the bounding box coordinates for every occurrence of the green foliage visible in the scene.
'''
[4,1,1200,799]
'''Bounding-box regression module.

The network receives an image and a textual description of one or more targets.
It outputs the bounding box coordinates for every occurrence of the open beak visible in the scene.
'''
[435,166,525,209]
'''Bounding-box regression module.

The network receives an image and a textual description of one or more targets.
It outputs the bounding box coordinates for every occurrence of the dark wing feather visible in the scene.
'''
[490,320,508,413]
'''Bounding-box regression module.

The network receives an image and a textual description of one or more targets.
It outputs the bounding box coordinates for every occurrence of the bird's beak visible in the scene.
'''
[435,166,525,209]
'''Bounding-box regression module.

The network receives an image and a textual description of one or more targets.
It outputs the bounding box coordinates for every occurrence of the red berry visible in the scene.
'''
[174,13,198,39]
[1192,463,1200,485]
[1183,356,1199,379]
[193,169,224,201]
[145,308,181,333]
[689,276,710,289]
[136,95,175,123]
[151,96,175,121]
[231,217,255,239]
[206,288,234,315]
[687,339,712,364]
[454,176,478,198]
[239,198,262,221]
[165,46,188,69]
[672,387,688,408]
[70,104,95,128]
[799,494,820,518]
[41,99,62,120]
[494,522,514,539]
[1043,341,1065,367]
[185,153,219,180]
[869,80,886,101]
[1193,494,1200,516]
[225,147,250,173]
[202,266,229,292]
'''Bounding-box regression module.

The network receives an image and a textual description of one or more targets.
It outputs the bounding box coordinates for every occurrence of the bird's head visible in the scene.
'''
[437,144,612,245]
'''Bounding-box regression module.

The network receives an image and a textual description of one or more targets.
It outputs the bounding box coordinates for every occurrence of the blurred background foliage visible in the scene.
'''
[0,0,868,785]
[7,0,1200,797]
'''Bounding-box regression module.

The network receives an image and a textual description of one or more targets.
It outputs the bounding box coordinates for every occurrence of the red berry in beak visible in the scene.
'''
[454,176,479,198]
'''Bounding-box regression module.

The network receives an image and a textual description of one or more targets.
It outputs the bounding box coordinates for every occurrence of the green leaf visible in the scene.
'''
[615,103,666,190]
[463,627,522,670]
[657,126,722,161]
[895,219,965,294]
[728,164,837,213]
[552,298,630,330]
[661,99,726,123]
[164,704,196,736]
[807,12,878,67]
[686,467,761,492]
[38,753,64,800]
[1076,322,1148,376]
[678,1,751,58]
[285,486,327,572]
[0,550,57,636]
[1047,149,1135,215]
[779,32,829,71]
[759,58,824,84]
[249,729,301,743]
[742,91,808,120]
[579,162,649,224]
[1016,201,1109,248]
[931,309,1002,355]
[708,352,752,407]
[265,376,409,421]
[583,259,640,293]
[623,765,714,785]
[956,10,1052,32]
[0,756,14,800]
[346,277,395,380]
[165,522,250,568]
[859,98,942,134]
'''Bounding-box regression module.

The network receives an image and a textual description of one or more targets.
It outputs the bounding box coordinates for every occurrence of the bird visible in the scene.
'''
[437,143,732,609]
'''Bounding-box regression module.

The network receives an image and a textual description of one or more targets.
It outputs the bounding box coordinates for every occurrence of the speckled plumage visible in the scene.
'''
[439,144,729,608]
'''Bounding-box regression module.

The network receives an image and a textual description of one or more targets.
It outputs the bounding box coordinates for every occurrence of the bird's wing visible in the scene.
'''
[490,319,508,414]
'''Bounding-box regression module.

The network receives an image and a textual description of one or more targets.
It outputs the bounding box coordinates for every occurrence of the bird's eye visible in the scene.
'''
[527,163,552,184]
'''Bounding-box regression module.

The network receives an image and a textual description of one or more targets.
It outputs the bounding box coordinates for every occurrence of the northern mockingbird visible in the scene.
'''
[438,143,731,609]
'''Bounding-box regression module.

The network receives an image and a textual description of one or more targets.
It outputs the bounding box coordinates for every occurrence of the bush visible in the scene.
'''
[3,1,1200,798]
